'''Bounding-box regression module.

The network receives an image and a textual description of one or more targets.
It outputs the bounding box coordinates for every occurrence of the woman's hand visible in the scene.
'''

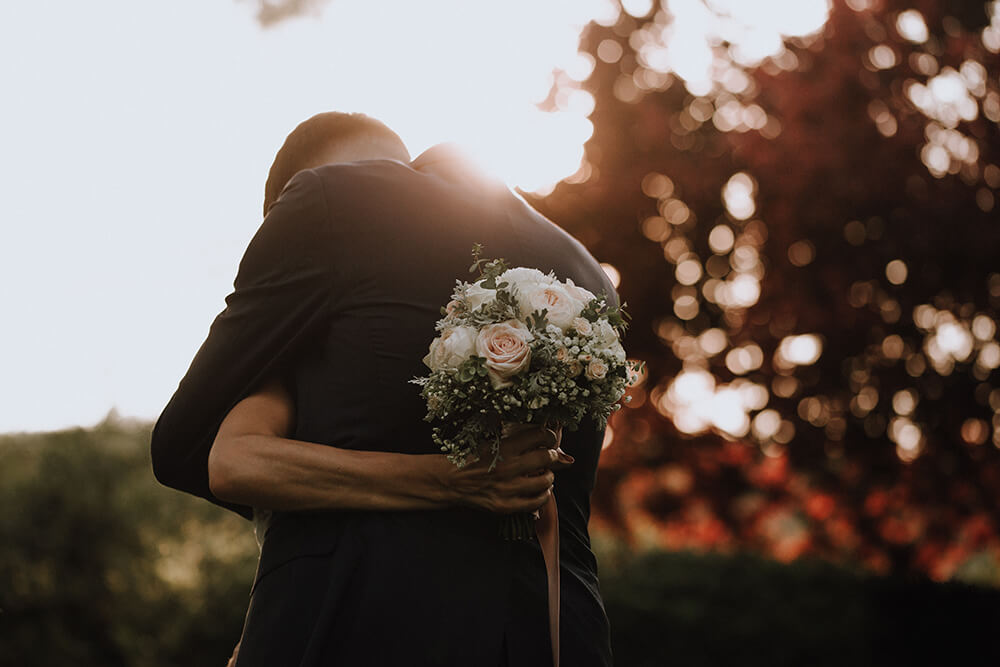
[435,425,574,514]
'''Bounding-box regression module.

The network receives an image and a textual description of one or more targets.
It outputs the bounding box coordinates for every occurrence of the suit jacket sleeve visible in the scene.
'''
[150,169,332,518]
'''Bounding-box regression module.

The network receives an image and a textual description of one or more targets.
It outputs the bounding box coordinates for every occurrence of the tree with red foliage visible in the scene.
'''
[533,0,1000,582]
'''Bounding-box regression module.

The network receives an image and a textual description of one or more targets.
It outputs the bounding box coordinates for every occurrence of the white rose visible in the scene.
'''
[464,281,496,312]
[603,341,627,363]
[422,326,478,371]
[592,319,619,347]
[475,319,534,389]
[500,267,553,293]
[564,278,597,305]
[517,282,584,330]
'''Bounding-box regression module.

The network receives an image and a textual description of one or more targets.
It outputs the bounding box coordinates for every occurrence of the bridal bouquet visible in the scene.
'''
[412,245,640,536]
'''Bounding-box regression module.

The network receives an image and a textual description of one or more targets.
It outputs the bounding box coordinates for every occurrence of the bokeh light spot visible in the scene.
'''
[723,172,757,220]
[886,259,908,285]
[601,263,621,288]
[869,44,897,70]
[892,389,918,416]
[962,419,989,445]
[674,294,700,320]
[597,38,624,63]
[788,240,816,267]
[896,10,929,43]
[708,225,736,255]
[777,334,823,367]
[642,172,675,199]
[676,258,704,285]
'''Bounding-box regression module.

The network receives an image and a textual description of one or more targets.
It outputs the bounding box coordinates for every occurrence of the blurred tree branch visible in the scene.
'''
[240,0,332,27]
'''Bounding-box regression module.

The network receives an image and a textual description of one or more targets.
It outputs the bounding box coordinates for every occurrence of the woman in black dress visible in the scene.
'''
[211,376,613,667]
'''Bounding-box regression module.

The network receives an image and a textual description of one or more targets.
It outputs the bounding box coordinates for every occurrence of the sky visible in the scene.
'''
[0,0,838,434]
[0,0,614,433]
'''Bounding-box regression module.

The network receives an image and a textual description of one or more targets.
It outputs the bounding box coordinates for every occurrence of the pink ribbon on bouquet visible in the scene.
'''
[536,494,560,667]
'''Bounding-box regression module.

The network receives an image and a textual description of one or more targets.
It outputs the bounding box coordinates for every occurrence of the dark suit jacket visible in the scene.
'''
[151,145,617,666]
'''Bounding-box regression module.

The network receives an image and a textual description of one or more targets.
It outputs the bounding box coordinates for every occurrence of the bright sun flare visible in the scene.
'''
[428,0,831,192]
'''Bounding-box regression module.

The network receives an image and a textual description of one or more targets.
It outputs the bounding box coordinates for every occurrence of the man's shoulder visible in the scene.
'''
[309,159,415,190]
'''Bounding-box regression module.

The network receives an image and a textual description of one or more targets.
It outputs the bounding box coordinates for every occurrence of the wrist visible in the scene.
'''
[419,454,460,507]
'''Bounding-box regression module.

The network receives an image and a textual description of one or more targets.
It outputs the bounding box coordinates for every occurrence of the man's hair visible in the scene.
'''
[263,112,409,216]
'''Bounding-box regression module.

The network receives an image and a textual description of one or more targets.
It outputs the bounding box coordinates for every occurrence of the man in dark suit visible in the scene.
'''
[151,112,616,666]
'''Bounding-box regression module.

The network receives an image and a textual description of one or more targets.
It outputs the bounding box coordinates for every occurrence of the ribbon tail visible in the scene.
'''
[536,494,560,667]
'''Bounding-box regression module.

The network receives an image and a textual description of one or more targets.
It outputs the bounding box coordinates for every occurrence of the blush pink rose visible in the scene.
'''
[476,320,534,388]
[585,358,608,380]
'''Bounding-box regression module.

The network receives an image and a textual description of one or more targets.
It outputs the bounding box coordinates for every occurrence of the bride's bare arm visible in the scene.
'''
[207,378,568,513]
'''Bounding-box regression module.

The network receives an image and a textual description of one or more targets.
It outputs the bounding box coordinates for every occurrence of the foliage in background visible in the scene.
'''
[601,549,1000,667]
[3,422,1000,666]
[0,419,258,667]
[533,0,1000,581]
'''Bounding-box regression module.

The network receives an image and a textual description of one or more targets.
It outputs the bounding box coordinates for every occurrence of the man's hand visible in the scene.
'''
[436,425,573,514]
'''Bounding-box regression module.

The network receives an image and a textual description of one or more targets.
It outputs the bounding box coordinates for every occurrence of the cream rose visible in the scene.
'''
[572,317,593,336]
[564,278,597,305]
[422,326,477,371]
[585,358,609,380]
[517,282,584,330]
[476,319,534,388]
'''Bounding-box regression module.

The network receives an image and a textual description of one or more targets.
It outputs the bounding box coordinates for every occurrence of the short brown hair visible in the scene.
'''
[263,112,408,216]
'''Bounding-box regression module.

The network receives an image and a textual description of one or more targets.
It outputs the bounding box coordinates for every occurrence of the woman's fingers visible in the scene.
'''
[504,469,555,496]
[494,447,558,478]
[499,424,559,456]
[475,470,554,513]
[454,424,570,514]
[497,444,574,478]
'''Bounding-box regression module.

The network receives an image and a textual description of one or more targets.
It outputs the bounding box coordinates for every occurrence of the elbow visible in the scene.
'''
[207,435,243,504]
[150,419,184,491]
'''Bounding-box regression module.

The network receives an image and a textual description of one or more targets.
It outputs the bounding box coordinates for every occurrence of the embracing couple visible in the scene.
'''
[151,112,617,666]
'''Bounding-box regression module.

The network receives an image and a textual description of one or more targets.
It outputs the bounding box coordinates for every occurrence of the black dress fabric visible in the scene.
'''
[151,146,616,666]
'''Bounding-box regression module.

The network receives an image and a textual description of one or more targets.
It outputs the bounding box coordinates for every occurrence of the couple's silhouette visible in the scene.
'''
[152,112,615,666]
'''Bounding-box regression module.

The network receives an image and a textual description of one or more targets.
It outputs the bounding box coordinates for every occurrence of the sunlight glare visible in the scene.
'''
[359,0,616,194]
[645,0,831,90]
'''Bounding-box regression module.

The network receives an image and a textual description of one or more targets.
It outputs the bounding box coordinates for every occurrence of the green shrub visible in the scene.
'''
[3,421,998,666]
